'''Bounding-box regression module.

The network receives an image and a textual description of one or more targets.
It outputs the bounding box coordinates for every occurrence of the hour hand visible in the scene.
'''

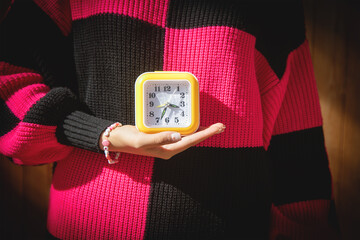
[168,103,179,108]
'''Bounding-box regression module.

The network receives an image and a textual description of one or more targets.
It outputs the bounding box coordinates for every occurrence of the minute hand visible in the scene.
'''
[161,105,168,120]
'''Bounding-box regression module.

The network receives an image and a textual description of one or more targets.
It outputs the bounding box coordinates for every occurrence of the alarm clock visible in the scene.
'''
[135,71,200,135]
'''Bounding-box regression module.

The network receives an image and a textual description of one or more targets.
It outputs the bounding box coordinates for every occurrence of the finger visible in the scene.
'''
[163,123,225,152]
[137,131,182,148]
[181,123,225,147]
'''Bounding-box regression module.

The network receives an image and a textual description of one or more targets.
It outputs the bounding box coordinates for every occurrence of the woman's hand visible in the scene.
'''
[99,123,225,160]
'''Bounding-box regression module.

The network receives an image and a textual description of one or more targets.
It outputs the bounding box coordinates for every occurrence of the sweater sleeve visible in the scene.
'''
[266,41,340,240]
[256,35,340,240]
[0,0,112,165]
[253,2,340,239]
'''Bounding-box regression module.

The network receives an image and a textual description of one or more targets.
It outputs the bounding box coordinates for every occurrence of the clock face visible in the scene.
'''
[143,80,191,128]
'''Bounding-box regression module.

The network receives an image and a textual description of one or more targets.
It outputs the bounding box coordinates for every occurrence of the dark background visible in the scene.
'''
[1,0,360,239]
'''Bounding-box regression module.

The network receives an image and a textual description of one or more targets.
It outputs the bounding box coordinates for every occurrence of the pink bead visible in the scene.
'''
[102,140,110,147]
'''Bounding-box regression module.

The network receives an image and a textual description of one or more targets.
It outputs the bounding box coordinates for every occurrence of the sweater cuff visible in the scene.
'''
[56,111,113,152]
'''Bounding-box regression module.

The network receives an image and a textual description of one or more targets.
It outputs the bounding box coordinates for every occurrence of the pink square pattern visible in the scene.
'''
[71,0,169,27]
[164,26,263,148]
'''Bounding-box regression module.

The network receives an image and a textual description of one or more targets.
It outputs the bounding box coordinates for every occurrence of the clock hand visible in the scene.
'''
[156,103,167,108]
[161,105,168,120]
[168,103,179,108]
[157,88,178,108]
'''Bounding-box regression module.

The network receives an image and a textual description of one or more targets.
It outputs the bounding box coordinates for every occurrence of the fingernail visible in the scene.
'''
[217,125,226,133]
[171,132,181,141]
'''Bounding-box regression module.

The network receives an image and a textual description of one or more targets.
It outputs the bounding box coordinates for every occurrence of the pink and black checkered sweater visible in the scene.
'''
[0,0,339,239]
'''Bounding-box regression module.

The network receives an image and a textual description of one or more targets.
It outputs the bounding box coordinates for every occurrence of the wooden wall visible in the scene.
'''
[0,159,53,239]
[1,1,359,239]
[303,0,360,239]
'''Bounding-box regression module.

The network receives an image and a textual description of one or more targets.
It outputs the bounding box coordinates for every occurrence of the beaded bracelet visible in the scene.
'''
[102,122,122,164]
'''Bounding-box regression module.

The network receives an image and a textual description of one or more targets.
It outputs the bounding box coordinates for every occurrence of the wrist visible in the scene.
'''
[101,122,122,164]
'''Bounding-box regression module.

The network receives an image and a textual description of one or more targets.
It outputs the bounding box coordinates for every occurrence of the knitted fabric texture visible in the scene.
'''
[0,0,339,239]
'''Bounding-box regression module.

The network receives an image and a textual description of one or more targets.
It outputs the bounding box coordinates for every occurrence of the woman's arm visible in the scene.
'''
[99,123,225,160]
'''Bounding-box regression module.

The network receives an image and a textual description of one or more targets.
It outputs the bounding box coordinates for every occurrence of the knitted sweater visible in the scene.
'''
[0,0,339,239]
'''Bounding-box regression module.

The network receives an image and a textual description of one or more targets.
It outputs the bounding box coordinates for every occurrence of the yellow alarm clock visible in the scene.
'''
[135,71,200,135]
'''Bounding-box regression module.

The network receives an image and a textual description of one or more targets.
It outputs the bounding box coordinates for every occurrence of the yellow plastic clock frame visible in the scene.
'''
[135,71,200,135]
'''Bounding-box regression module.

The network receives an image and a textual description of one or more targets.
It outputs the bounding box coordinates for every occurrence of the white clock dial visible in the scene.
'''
[143,80,191,128]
